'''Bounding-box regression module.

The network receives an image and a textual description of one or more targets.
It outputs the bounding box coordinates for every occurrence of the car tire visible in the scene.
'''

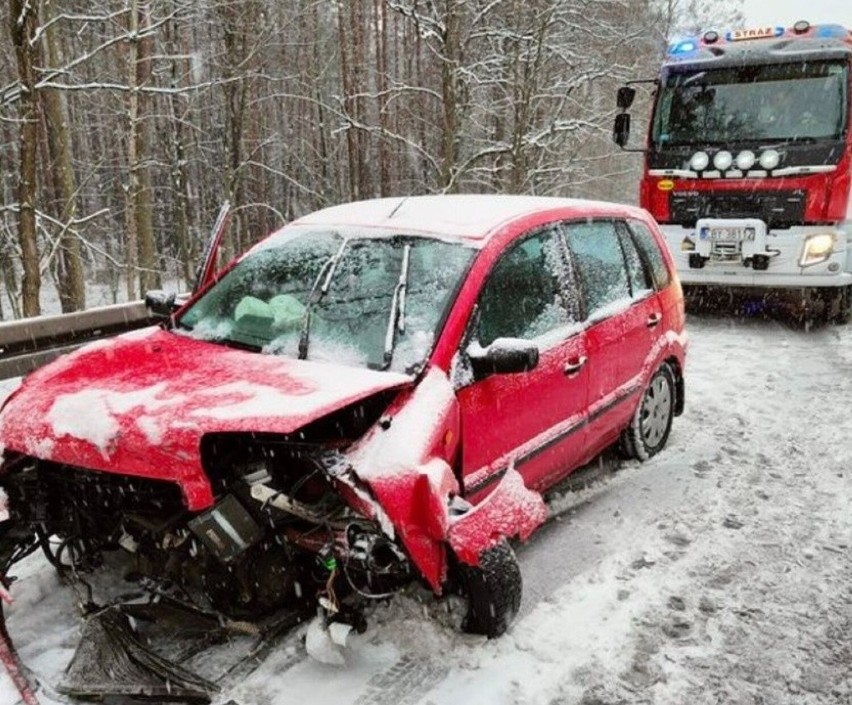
[455,541,522,638]
[620,363,675,461]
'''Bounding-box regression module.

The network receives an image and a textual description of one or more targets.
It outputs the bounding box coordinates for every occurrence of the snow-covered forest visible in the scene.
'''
[1,0,740,319]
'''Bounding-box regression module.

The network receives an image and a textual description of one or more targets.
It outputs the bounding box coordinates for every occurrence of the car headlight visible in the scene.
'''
[800,233,836,267]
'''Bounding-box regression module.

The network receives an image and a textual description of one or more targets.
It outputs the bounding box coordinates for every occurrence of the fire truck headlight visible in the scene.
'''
[800,233,836,267]
[759,149,781,170]
[713,151,733,171]
[735,150,756,171]
[690,151,710,171]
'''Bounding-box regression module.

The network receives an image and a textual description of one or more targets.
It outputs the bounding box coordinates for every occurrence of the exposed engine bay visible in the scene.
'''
[0,423,424,703]
[1,437,412,623]
[0,359,540,704]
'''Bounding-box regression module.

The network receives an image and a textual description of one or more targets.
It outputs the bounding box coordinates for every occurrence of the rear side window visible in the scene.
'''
[477,227,576,346]
[562,221,631,318]
[628,220,671,289]
[616,222,654,298]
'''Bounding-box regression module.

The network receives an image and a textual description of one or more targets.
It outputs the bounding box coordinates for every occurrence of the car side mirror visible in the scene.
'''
[144,290,177,319]
[468,338,539,379]
[613,112,631,148]
[617,86,636,110]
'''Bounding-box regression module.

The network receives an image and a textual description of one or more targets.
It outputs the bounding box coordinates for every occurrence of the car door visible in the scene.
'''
[614,220,665,397]
[455,225,589,501]
[560,219,638,454]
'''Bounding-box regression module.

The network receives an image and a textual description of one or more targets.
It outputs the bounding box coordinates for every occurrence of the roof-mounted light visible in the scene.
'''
[669,38,699,56]
[735,150,756,171]
[713,151,733,171]
[793,20,811,34]
[690,151,710,172]
[815,24,849,39]
[703,30,720,44]
[759,149,781,170]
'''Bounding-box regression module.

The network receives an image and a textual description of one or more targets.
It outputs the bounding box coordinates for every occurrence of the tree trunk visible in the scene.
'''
[41,0,86,312]
[0,231,20,319]
[125,0,140,301]
[374,0,391,197]
[350,1,371,199]
[440,3,462,192]
[337,1,359,200]
[10,0,41,317]
[166,17,194,286]
[220,2,252,260]
[135,1,159,296]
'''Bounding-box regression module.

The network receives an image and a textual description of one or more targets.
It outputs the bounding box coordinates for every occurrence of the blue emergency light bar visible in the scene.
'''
[666,21,851,60]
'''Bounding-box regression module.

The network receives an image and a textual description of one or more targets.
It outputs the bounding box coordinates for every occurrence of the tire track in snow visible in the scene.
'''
[4,317,852,705]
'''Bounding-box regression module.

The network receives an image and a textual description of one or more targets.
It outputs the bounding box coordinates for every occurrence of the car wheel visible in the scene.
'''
[454,541,522,638]
[621,363,675,461]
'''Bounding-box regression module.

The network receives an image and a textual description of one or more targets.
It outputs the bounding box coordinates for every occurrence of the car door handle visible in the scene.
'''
[563,356,588,376]
[646,313,662,328]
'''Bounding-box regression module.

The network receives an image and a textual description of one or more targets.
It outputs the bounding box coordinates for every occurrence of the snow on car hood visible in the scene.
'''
[0,327,411,509]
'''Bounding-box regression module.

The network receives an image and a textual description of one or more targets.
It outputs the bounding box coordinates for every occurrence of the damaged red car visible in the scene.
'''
[0,195,686,700]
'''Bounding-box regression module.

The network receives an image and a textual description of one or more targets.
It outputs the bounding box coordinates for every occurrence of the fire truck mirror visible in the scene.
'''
[617,86,636,110]
[613,113,631,148]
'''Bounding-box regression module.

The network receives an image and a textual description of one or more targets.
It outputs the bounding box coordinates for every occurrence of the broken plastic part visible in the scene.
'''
[328,621,353,647]
[59,605,219,702]
[305,615,346,666]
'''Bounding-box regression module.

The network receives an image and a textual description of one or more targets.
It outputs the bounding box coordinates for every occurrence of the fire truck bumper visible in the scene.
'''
[660,223,852,290]
[677,271,852,288]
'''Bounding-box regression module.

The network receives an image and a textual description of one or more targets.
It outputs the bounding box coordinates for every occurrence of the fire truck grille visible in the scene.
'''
[669,190,806,228]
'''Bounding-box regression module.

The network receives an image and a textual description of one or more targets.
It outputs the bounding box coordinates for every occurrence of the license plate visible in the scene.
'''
[709,227,755,242]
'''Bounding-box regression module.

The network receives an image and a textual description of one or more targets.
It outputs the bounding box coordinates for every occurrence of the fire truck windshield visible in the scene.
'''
[652,59,849,146]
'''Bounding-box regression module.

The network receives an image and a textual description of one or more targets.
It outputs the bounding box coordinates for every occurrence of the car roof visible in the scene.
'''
[290,194,648,244]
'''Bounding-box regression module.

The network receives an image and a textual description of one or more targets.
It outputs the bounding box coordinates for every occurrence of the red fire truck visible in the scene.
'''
[614,20,852,321]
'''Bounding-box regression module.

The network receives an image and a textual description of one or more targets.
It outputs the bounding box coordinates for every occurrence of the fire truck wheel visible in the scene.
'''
[620,363,675,461]
[832,286,851,324]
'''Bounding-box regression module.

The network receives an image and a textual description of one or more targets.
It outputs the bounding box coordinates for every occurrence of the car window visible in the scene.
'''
[177,229,476,373]
[477,227,576,347]
[616,221,654,298]
[562,221,631,319]
[628,220,671,290]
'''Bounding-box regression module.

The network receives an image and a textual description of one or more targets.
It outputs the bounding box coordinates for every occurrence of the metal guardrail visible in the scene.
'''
[0,301,158,381]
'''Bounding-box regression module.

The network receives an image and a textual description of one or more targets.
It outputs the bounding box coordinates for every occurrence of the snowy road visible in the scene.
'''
[2,315,851,705]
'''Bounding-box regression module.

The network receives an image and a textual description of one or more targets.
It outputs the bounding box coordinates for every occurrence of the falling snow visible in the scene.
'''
[1,314,851,704]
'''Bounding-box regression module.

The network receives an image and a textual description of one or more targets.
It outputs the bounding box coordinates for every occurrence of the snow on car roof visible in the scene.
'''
[291,194,645,243]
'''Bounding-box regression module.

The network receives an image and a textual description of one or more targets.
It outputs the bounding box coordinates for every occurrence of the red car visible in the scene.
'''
[0,195,685,695]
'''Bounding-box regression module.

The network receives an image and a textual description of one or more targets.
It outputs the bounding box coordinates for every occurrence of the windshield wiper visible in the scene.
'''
[298,238,348,360]
[762,136,821,146]
[382,244,411,370]
[218,338,262,352]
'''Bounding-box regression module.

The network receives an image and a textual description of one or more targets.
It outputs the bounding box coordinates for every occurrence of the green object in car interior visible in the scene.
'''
[269,294,306,330]
[234,294,306,331]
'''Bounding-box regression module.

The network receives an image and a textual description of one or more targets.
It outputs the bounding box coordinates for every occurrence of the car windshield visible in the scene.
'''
[176,228,476,373]
[652,59,849,146]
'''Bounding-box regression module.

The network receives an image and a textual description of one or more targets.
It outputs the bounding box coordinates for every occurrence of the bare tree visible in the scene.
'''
[9,0,41,317]
[0,0,695,318]
[40,0,87,312]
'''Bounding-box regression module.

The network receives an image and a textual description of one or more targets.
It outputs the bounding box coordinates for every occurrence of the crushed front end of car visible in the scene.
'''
[0,335,545,702]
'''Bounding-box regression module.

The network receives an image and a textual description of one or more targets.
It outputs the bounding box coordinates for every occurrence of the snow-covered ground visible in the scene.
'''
[1,314,851,705]
[1,276,186,321]
[0,378,20,403]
